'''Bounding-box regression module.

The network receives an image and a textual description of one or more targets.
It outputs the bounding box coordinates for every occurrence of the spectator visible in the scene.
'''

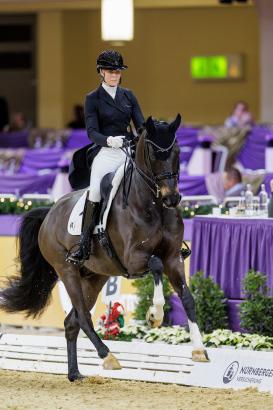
[3,111,28,132]
[224,168,244,197]
[67,104,85,129]
[224,101,254,128]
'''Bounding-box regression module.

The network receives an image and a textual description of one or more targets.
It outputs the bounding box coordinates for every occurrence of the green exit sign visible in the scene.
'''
[191,54,243,80]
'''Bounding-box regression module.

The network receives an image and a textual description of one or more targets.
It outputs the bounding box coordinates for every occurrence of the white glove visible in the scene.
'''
[107,136,125,149]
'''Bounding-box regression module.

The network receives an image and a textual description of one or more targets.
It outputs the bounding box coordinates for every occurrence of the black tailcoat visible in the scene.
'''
[69,85,144,190]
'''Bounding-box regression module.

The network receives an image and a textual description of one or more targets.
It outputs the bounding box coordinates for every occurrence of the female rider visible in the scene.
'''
[67,50,144,265]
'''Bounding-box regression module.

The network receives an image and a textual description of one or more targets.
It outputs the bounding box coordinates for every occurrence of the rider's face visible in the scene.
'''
[101,69,121,87]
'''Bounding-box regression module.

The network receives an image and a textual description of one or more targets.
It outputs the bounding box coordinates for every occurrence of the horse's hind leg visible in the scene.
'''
[146,256,165,328]
[58,265,121,378]
[64,308,82,382]
[165,254,209,362]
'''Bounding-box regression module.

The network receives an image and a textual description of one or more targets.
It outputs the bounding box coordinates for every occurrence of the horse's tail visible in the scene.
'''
[0,207,58,318]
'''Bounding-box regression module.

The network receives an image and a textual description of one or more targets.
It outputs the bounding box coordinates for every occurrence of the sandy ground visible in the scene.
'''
[0,370,273,410]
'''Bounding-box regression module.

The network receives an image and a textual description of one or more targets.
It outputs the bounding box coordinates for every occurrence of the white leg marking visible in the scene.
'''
[151,281,165,320]
[188,319,204,349]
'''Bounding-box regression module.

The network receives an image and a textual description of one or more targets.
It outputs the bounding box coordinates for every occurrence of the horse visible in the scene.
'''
[0,114,209,382]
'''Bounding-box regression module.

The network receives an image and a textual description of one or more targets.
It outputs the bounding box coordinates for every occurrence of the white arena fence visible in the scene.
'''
[1,333,273,393]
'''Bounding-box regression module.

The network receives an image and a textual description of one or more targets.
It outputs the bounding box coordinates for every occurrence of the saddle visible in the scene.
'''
[68,163,125,237]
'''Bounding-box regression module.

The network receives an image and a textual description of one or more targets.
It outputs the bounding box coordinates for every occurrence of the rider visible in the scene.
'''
[67,50,144,265]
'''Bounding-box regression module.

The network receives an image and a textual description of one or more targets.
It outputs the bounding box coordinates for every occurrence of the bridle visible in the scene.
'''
[121,131,179,202]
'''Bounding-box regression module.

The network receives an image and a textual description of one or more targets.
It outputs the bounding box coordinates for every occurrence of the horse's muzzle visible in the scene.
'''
[162,193,181,208]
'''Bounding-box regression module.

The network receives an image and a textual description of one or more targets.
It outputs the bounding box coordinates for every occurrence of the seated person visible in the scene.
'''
[3,112,28,132]
[224,168,245,197]
[224,101,253,128]
[67,104,85,129]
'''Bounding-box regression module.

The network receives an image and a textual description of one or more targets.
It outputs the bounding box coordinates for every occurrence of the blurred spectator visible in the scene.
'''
[224,168,244,196]
[0,97,9,131]
[3,111,28,132]
[67,104,85,129]
[224,101,254,128]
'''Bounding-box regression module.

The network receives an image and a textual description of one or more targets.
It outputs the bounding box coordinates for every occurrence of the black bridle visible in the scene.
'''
[121,131,179,204]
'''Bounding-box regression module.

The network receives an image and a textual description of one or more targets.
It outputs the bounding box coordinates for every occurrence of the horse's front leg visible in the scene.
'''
[146,255,165,328]
[165,253,209,362]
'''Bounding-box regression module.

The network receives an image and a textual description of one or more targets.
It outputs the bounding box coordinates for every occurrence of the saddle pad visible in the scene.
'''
[67,164,125,236]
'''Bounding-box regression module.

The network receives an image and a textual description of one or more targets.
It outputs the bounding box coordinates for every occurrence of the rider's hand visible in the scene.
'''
[107,136,125,149]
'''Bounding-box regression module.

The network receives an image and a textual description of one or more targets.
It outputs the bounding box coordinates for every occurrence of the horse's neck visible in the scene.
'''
[132,135,158,208]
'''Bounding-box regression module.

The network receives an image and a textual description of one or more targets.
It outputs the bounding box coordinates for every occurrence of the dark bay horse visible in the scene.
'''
[0,115,209,382]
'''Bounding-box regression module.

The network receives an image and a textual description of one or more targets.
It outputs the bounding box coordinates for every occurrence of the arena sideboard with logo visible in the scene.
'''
[187,347,273,393]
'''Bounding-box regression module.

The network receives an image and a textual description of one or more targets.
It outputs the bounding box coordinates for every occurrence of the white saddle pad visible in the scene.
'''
[68,164,125,236]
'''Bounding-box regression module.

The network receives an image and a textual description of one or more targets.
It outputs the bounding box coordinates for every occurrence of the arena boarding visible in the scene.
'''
[1,333,273,393]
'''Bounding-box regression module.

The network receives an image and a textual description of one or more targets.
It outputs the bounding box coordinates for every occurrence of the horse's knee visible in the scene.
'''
[148,255,163,285]
[64,310,80,341]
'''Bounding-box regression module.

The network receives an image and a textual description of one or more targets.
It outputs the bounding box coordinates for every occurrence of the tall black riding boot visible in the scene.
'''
[66,199,99,266]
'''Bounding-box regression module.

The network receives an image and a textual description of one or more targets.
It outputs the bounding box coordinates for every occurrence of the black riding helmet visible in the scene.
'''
[96,50,128,73]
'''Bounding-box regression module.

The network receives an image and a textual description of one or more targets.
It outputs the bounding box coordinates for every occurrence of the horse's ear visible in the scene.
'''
[169,114,182,133]
[145,116,155,136]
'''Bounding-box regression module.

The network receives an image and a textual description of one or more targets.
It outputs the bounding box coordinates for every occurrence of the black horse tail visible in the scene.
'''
[0,207,58,318]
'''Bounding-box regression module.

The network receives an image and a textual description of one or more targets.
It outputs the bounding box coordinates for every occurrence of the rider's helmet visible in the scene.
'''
[96,50,128,73]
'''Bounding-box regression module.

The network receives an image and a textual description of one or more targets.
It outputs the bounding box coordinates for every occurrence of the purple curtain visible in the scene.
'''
[20,148,66,173]
[237,127,268,170]
[176,127,200,165]
[0,172,57,195]
[65,129,90,149]
[179,175,207,195]
[0,131,29,148]
[190,216,273,299]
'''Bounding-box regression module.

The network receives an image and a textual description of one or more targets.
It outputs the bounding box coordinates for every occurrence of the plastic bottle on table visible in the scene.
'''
[245,184,253,216]
[259,184,268,216]
[268,180,273,218]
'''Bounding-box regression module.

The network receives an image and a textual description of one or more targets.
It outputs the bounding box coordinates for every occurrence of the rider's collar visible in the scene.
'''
[102,82,117,99]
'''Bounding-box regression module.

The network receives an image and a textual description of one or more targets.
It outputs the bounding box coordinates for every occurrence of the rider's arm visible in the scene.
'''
[84,93,109,147]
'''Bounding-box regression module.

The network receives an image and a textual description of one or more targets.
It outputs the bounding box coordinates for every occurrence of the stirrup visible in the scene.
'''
[65,243,89,266]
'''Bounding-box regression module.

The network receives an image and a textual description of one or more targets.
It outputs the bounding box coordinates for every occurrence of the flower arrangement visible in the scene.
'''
[98,324,273,351]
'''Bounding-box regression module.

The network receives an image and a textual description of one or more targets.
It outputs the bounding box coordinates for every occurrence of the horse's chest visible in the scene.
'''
[143,207,159,224]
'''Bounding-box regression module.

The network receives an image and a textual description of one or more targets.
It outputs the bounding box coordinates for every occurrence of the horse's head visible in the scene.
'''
[139,114,181,208]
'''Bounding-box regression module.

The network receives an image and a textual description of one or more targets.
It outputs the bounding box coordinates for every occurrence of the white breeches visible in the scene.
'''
[89,147,127,202]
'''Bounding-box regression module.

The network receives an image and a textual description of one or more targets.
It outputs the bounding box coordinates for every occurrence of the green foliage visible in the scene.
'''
[189,271,228,333]
[177,204,229,219]
[0,197,53,215]
[132,273,172,321]
[240,270,273,336]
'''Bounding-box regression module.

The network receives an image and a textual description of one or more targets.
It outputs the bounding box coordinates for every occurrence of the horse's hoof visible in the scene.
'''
[192,349,210,362]
[103,353,122,370]
[146,307,163,328]
[68,371,86,382]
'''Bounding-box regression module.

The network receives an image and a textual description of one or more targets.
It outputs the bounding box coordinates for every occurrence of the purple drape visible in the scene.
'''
[0,131,29,148]
[179,174,207,195]
[0,215,21,236]
[176,127,200,164]
[65,129,89,149]
[237,127,268,170]
[190,216,273,299]
[20,148,66,173]
[0,172,57,195]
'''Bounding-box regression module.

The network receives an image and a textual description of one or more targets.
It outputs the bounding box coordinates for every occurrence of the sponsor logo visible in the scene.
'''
[223,361,239,384]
